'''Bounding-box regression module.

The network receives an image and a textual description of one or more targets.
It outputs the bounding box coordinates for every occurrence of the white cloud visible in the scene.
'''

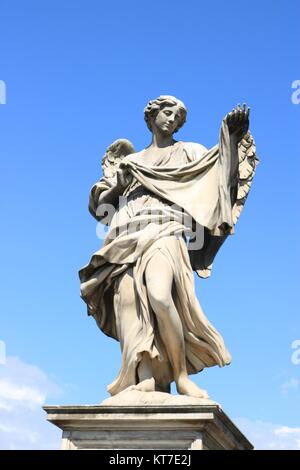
[0,356,62,449]
[0,379,45,408]
[235,417,300,450]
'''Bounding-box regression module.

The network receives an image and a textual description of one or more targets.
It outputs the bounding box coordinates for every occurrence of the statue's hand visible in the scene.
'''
[116,168,133,190]
[225,104,250,142]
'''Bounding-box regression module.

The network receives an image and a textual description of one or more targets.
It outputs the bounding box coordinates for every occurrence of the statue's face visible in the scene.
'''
[152,105,181,135]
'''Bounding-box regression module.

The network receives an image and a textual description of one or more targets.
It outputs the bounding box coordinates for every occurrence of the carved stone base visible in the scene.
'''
[44,393,253,450]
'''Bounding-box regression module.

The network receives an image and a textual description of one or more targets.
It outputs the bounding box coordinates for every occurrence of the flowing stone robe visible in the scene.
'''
[79,122,251,395]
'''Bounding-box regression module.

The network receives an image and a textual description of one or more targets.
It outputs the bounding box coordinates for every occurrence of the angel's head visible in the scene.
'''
[144,95,187,135]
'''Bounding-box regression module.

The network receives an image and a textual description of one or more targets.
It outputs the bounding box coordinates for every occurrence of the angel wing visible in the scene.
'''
[89,139,135,221]
[191,131,259,279]
[232,131,259,225]
[101,139,135,179]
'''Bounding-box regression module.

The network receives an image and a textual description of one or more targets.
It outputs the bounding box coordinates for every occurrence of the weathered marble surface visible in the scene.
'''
[101,390,217,407]
[44,398,253,450]
[79,96,259,399]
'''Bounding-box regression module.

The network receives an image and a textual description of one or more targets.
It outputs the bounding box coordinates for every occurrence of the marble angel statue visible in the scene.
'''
[79,95,259,399]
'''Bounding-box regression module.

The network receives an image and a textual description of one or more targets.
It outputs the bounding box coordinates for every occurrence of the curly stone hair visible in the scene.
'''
[144,95,187,133]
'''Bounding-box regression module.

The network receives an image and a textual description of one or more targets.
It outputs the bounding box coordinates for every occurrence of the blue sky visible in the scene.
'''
[0,0,299,449]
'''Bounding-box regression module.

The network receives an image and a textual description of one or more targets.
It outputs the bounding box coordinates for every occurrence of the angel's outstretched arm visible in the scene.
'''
[226,104,250,142]
[224,104,250,187]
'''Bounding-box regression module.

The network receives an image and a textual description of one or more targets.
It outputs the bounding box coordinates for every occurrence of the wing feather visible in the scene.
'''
[101,139,135,179]
[232,132,259,225]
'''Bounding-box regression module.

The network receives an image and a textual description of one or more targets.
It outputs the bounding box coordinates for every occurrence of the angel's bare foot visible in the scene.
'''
[123,378,155,393]
[176,376,209,399]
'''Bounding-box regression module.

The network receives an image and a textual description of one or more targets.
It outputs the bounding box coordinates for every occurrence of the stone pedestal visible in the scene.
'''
[44,395,253,450]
